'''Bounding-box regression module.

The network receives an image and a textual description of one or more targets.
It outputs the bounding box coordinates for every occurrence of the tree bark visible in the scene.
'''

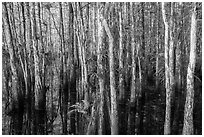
[59,3,68,134]
[118,3,126,135]
[162,2,171,135]
[169,3,175,134]
[97,3,105,135]
[100,10,118,135]
[31,2,45,134]
[69,3,77,135]
[128,2,136,135]
[156,2,160,90]
[182,3,196,135]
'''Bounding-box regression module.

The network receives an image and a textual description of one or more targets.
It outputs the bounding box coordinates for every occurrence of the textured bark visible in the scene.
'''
[156,2,160,90]
[172,3,182,134]
[128,3,136,135]
[182,4,196,135]
[97,3,105,135]
[118,3,125,101]
[69,3,76,135]
[168,3,175,134]
[162,3,171,135]
[21,2,32,134]
[118,3,126,135]
[59,3,68,134]
[31,3,45,134]
[101,11,118,135]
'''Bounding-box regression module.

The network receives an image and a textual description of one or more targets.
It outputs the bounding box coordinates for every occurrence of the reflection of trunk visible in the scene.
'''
[182,4,196,135]
[3,3,24,135]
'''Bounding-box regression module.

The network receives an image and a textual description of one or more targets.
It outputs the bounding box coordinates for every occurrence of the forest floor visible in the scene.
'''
[142,84,202,135]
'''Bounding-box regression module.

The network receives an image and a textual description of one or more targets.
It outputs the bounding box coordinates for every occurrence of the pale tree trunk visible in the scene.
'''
[168,3,175,133]
[31,2,44,134]
[100,8,118,135]
[118,3,125,102]
[162,3,171,135]
[182,3,196,135]
[78,3,89,113]
[75,3,89,134]
[97,3,105,135]
[156,2,160,90]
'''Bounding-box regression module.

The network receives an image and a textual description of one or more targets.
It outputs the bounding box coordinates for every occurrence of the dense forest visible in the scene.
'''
[2,2,202,135]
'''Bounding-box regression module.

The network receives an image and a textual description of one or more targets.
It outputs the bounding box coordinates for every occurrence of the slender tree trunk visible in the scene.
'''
[128,2,136,135]
[38,3,47,134]
[182,3,196,135]
[97,3,105,135]
[168,3,175,134]
[100,9,118,135]
[162,3,171,135]
[156,2,160,90]
[21,2,32,134]
[118,2,126,135]
[118,3,125,102]
[25,2,35,134]
[172,3,182,134]
[69,3,77,135]
[59,3,68,134]
[31,2,45,134]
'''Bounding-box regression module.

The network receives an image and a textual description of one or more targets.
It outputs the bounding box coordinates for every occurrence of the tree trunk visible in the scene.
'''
[97,3,105,135]
[162,3,171,135]
[69,3,77,135]
[156,2,160,90]
[182,3,196,135]
[101,10,118,135]
[118,2,126,135]
[31,2,45,134]
[59,3,68,134]
[128,2,136,135]
[172,3,182,134]
[21,2,32,134]
[169,3,175,134]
